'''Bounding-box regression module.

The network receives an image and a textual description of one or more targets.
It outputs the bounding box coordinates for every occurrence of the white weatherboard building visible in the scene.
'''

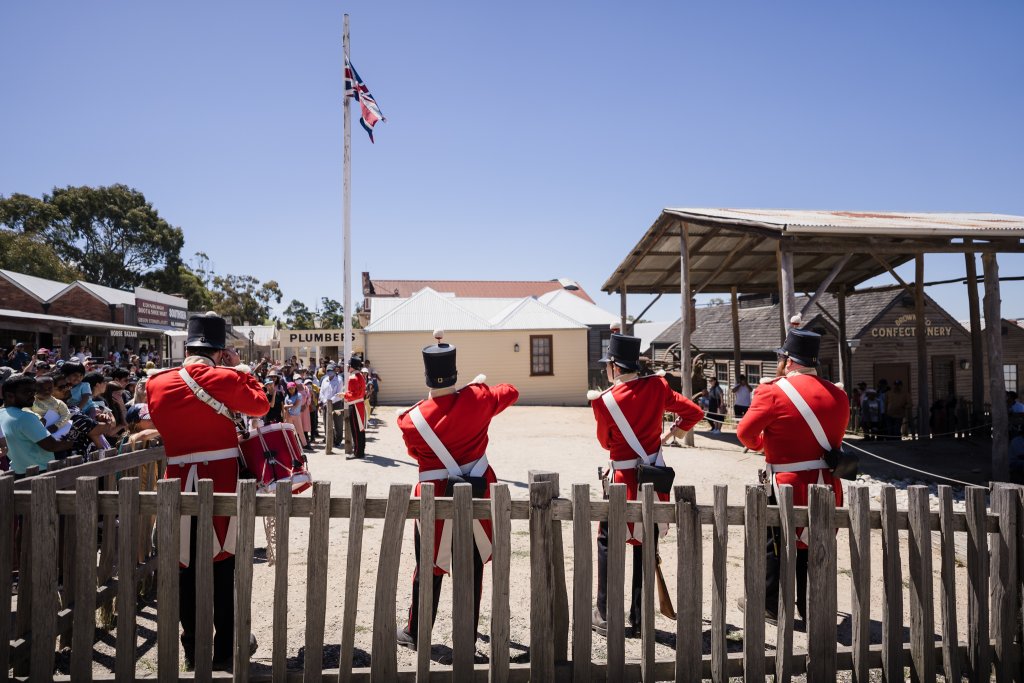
[364,287,604,406]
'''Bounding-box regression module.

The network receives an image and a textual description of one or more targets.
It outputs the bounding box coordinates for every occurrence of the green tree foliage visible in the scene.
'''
[0,185,184,290]
[283,299,315,329]
[0,230,81,281]
[319,297,350,328]
[143,260,214,311]
[0,193,77,279]
[209,274,283,325]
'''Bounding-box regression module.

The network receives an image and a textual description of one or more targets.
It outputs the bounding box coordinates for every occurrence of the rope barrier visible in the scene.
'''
[843,441,989,490]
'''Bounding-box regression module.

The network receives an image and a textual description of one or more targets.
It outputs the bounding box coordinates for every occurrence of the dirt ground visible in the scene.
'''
[92,405,983,679]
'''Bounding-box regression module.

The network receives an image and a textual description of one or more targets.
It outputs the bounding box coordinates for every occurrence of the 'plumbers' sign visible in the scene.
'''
[282,329,356,345]
[870,314,953,338]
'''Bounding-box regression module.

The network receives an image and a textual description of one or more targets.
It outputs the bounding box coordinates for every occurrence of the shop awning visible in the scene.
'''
[0,308,164,335]
[138,322,182,331]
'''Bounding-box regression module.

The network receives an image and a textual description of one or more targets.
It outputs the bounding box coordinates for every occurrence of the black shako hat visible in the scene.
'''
[776,328,821,367]
[186,313,227,350]
[422,330,457,389]
[348,356,363,371]
[598,333,642,371]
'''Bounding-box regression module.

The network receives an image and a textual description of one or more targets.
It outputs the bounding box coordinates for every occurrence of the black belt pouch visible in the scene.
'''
[636,464,676,495]
[445,473,488,498]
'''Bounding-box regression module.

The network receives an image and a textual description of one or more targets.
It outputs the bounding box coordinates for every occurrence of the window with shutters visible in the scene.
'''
[530,335,553,376]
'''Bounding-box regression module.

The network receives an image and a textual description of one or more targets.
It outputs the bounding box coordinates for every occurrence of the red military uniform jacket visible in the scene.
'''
[591,374,704,544]
[397,381,519,574]
[736,369,849,547]
[148,359,269,565]
[344,371,367,431]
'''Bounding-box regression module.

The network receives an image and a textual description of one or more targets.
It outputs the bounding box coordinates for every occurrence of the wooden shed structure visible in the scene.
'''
[601,208,1024,478]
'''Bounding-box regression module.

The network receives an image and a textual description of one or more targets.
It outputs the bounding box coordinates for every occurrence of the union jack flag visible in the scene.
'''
[344,56,386,143]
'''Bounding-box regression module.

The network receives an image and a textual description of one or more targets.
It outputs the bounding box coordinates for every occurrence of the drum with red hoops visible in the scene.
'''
[238,423,301,493]
[289,453,313,494]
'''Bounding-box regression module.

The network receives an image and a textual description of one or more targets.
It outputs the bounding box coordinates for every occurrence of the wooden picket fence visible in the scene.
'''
[4,453,1024,682]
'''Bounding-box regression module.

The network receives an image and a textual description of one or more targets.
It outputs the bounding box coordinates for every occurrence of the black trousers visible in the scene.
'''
[310,405,319,439]
[348,408,366,457]
[405,523,484,642]
[331,404,345,447]
[179,518,236,660]
[596,521,657,627]
[764,523,808,618]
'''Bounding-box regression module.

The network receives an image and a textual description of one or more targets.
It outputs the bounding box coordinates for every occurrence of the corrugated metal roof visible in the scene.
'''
[487,298,586,330]
[365,288,586,333]
[72,281,136,306]
[0,269,69,301]
[665,208,1024,236]
[602,208,1024,295]
[537,289,620,325]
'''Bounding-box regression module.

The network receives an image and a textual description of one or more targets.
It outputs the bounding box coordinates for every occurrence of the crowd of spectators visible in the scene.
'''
[249,355,380,449]
[0,340,163,475]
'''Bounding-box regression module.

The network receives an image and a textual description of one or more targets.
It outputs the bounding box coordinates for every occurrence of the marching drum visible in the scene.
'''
[238,423,302,492]
[289,455,312,494]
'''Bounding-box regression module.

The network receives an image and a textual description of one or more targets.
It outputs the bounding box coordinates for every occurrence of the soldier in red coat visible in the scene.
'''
[344,356,367,458]
[590,333,704,636]
[396,332,519,650]
[147,313,270,671]
[736,328,849,622]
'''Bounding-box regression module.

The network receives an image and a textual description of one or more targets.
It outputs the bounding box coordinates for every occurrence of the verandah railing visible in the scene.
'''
[5,458,1024,682]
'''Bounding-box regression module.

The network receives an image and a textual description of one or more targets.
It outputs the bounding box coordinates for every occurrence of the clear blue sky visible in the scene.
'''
[2,1,1022,323]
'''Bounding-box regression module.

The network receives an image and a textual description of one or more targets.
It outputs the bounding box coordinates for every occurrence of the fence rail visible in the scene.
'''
[4,450,1023,682]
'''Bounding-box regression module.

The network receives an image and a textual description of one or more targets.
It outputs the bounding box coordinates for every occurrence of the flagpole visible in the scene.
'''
[342,14,353,384]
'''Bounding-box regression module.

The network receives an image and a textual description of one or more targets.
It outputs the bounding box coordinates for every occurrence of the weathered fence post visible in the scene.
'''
[529,470,570,663]
[571,483,592,683]
[711,484,728,683]
[115,476,140,681]
[529,478,555,682]
[273,483,292,682]
[938,485,961,683]
[303,480,331,683]
[194,479,215,682]
[743,484,767,683]
[606,483,627,682]
[71,476,98,682]
[675,484,701,683]
[417,484,436,683]
[451,483,475,679]
[157,480,181,683]
[369,483,411,683]
[991,483,1021,683]
[490,483,513,683]
[806,484,837,682]
[848,485,871,683]
[775,484,796,683]
[30,476,58,679]
[881,485,904,683]
[641,484,657,683]
[966,486,991,683]
[338,482,367,683]
[907,485,936,682]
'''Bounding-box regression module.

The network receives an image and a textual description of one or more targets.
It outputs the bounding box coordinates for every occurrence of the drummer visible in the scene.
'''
[395,331,519,650]
[147,312,270,672]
